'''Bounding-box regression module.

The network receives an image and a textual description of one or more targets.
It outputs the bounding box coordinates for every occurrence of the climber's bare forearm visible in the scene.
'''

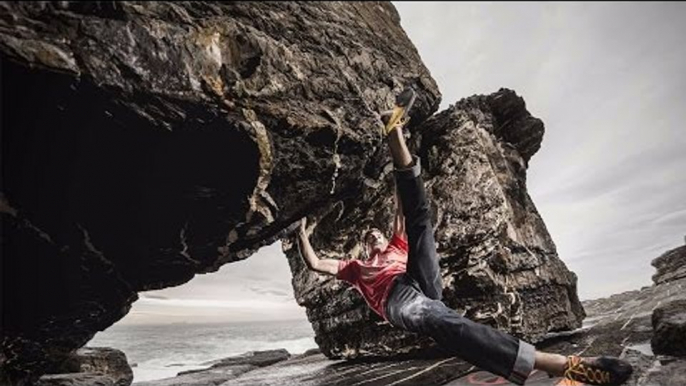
[297,231,339,276]
[312,258,339,276]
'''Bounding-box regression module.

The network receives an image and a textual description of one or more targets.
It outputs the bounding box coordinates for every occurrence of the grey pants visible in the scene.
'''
[385,157,535,385]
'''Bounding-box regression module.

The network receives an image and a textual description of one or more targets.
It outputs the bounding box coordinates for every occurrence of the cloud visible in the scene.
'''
[533,141,686,205]
[139,294,169,300]
[117,241,307,324]
[136,296,295,310]
[396,2,686,301]
[651,209,686,228]
[249,286,291,298]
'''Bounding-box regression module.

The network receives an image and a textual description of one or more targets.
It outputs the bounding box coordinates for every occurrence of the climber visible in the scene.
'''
[296,87,633,386]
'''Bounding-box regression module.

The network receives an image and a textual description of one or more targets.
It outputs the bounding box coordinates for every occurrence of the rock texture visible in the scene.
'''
[555,245,686,385]
[0,2,438,383]
[651,299,686,357]
[136,348,476,386]
[36,347,133,386]
[133,349,290,386]
[0,1,584,384]
[416,92,584,336]
[283,89,584,359]
[651,244,686,285]
[579,280,686,361]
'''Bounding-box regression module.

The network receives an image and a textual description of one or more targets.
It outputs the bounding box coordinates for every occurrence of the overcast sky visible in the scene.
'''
[120,2,686,325]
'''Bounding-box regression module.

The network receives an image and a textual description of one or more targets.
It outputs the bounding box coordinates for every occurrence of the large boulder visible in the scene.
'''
[284,89,585,358]
[36,347,133,386]
[651,299,686,357]
[0,2,438,383]
[651,244,686,285]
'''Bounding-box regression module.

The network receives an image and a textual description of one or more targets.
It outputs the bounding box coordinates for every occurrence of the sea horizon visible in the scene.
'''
[89,318,318,382]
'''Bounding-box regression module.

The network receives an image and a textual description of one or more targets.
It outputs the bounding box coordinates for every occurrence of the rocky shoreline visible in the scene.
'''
[35,244,685,386]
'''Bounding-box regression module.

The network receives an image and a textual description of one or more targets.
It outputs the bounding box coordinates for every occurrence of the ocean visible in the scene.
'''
[88,319,317,382]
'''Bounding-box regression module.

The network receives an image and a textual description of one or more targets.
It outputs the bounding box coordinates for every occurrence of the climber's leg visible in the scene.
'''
[385,87,442,300]
[385,278,535,385]
[392,160,443,300]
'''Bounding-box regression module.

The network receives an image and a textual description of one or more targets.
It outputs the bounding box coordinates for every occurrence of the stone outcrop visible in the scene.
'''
[36,347,133,386]
[651,299,686,357]
[0,1,584,383]
[651,244,686,285]
[415,92,584,335]
[283,89,584,358]
[133,349,290,386]
[134,348,476,386]
[0,2,438,383]
[565,244,686,386]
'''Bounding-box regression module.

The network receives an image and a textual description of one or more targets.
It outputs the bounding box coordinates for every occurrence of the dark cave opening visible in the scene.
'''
[1,57,260,333]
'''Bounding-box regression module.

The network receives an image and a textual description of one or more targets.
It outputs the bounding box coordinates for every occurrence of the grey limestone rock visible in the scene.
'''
[652,244,686,285]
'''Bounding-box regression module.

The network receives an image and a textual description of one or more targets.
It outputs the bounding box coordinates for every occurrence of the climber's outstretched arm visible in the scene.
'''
[297,218,339,276]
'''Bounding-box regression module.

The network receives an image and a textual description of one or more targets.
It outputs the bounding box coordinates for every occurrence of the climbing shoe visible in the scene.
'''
[561,355,632,385]
[382,86,416,136]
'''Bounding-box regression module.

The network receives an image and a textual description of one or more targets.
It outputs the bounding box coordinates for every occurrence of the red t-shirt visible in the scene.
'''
[336,233,408,320]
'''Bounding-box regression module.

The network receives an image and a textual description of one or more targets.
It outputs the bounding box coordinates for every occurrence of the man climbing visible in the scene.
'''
[296,88,633,386]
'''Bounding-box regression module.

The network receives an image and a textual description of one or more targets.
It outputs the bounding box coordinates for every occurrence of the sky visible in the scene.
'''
[120,2,686,325]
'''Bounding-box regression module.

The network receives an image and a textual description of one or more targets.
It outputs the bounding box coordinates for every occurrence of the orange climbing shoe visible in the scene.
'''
[561,355,632,385]
[382,86,416,136]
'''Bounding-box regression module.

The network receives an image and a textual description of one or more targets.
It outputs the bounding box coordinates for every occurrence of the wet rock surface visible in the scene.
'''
[134,348,475,386]
[133,350,291,386]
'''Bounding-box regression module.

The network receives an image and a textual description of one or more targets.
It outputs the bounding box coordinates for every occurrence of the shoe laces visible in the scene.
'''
[383,115,410,136]
[563,356,612,385]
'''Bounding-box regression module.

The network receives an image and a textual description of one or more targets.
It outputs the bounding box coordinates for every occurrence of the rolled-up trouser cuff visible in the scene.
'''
[508,340,536,385]
[394,155,421,179]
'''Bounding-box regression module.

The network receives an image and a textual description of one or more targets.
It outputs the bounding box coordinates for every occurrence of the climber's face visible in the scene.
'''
[364,228,388,259]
